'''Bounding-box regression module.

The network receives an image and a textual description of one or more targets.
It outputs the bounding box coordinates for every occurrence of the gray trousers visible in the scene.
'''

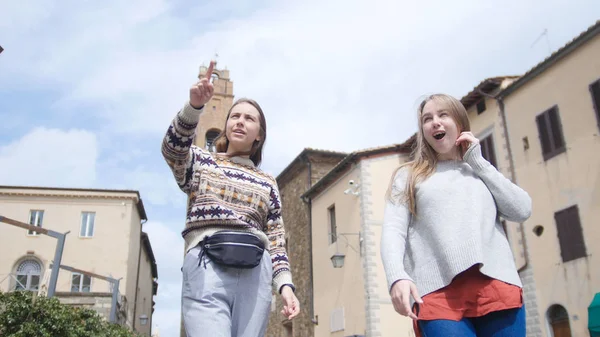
[182,245,273,337]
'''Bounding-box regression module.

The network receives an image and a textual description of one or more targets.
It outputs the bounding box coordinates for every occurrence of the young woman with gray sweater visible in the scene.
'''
[381,93,532,337]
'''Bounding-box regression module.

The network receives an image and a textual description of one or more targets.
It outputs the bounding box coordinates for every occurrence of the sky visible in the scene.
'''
[0,0,598,335]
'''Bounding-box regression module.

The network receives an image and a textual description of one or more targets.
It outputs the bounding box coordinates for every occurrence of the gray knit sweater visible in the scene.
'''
[380,143,532,298]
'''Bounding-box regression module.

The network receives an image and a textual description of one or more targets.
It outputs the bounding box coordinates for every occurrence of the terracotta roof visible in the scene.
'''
[0,185,148,221]
[500,20,600,98]
[460,76,520,109]
[301,134,416,200]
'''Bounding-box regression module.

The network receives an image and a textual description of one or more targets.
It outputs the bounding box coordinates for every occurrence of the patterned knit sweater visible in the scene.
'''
[161,102,293,292]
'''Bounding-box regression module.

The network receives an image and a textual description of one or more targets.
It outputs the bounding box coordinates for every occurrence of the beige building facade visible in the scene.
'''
[0,186,158,336]
[302,142,415,337]
[498,20,600,337]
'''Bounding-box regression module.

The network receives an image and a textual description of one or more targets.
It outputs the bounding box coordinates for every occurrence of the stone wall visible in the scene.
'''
[56,292,128,328]
[265,152,344,337]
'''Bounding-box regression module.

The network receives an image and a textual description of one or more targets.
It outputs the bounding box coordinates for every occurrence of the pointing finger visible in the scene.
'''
[205,60,216,81]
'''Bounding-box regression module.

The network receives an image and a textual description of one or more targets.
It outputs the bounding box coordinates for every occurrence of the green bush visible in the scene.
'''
[0,291,141,337]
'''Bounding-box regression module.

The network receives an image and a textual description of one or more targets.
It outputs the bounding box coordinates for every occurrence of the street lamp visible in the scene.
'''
[330,253,345,268]
[330,232,361,268]
[139,314,149,326]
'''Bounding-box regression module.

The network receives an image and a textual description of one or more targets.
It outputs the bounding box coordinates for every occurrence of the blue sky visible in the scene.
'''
[1,0,599,335]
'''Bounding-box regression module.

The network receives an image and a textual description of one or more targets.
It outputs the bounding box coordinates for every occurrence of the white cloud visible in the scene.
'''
[5,0,596,175]
[0,127,98,187]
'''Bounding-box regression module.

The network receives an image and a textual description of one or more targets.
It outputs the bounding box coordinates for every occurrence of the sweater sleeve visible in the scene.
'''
[265,181,294,293]
[381,168,414,293]
[161,102,204,194]
[463,143,532,223]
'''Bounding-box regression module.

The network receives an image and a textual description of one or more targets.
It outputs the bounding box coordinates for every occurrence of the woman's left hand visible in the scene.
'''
[281,286,300,319]
[456,131,480,157]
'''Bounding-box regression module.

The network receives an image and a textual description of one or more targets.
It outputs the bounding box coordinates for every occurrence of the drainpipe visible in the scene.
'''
[301,154,317,325]
[479,88,528,271]
[132,218,148,331]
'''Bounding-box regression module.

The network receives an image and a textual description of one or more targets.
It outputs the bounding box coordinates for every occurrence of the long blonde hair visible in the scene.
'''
[387,94,471,216]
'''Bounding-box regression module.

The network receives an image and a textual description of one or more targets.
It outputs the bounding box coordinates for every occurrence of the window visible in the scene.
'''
[28,210,44,235]
[15,259,42,291]
[480,134,498,168]
[547,305,572,337]
[205,130,220,152]
[590,79,600,129]
[554,205,586,262]
[71,273,92,292]
[536,106,566,161]
[476,99,486,114]
[80,212,95,238]
[328,205,337,244]
[330,307,345,332]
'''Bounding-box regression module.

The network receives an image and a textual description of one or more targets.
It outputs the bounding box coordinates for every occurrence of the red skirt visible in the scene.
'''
[412,266,523,337]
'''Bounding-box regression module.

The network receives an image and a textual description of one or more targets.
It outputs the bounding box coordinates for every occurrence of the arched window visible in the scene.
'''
[547,304,572,337]
[205,129,220,152]
[15,259,42,291]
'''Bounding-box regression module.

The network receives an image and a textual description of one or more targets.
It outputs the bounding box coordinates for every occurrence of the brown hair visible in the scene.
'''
[213,98,267,166]
[387,93,471,216]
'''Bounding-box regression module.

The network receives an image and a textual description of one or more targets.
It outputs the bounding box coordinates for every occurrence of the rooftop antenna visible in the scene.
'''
[531,28,552,55]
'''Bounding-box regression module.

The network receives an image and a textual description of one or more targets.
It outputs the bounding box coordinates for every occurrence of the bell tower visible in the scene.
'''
[194,64,235,151]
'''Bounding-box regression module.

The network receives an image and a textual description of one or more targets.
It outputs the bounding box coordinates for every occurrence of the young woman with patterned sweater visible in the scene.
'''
[162,61,299,337]
[381,94,532,337]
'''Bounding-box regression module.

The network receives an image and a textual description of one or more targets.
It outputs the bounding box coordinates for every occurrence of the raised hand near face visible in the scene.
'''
[455,131,480,157]
[189,60,216,109]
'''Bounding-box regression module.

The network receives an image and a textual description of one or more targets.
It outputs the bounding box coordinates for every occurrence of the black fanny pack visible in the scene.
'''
[199,231,265,269]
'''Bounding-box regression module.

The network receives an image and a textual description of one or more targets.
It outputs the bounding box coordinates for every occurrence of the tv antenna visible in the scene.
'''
[531,28,552,55]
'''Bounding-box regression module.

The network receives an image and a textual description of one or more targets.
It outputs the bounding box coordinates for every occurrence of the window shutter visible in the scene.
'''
[554,205,586,262]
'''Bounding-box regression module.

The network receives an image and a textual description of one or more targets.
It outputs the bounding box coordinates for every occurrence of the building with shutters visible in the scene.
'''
[497,20,600,337]
[287,21,600,336]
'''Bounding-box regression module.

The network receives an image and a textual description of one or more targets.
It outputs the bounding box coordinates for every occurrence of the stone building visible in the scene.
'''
[265,149,346,337]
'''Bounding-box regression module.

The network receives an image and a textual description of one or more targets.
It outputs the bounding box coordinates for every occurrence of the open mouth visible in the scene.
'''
[433,131,446,140]
[233,129,246,135]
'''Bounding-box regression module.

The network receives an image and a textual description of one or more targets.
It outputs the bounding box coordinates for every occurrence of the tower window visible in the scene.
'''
[205,130,220,152]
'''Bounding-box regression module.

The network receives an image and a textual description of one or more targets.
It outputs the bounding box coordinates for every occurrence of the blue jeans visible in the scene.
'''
[417,306,526,337]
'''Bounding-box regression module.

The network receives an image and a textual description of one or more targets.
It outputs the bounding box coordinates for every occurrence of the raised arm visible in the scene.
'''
[462,141,532,223]
[161,61,216,194]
